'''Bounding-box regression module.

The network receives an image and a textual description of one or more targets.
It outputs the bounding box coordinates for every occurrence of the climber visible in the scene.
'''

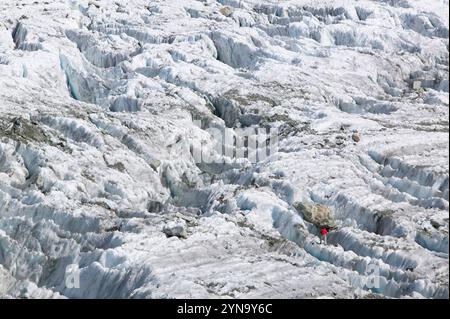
[319,227,328,245]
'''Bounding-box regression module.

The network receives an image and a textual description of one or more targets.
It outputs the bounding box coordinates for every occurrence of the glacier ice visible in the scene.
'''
[0,0,448,299]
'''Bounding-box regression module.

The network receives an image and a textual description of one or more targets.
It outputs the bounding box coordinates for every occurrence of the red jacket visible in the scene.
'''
[320,228,328,235]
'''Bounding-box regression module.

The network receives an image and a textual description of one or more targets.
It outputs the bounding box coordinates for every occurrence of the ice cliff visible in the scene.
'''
[0,0,448,298]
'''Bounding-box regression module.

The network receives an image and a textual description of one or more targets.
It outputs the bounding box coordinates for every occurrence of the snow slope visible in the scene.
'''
[0,0,448,298]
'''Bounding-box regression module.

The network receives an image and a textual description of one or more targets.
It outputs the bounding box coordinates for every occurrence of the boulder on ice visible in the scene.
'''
[293,202,337,229]
[163,220,187,239]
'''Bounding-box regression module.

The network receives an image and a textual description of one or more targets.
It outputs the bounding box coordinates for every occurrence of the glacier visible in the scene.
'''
[0,0,448,299]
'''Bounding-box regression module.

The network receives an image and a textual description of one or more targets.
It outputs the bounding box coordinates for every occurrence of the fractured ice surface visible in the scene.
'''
[0,0,448,298]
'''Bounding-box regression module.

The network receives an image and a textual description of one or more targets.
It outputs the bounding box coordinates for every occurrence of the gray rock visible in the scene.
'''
[293,202,336,229]
[219,6,233,17]
[163,220,187,239]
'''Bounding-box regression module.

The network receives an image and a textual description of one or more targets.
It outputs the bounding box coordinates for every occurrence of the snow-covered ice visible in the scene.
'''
[0,0,448,298]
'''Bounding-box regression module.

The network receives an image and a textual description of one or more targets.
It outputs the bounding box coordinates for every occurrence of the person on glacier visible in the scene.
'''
[319,228,328,245]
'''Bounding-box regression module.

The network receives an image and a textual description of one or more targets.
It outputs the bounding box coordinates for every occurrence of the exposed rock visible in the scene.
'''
[352,132,361,143]
[163,220,187,239]
[219,6,233,17]
[0,0,448,300]
[88,1,101,9]
[293,202,337,229]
